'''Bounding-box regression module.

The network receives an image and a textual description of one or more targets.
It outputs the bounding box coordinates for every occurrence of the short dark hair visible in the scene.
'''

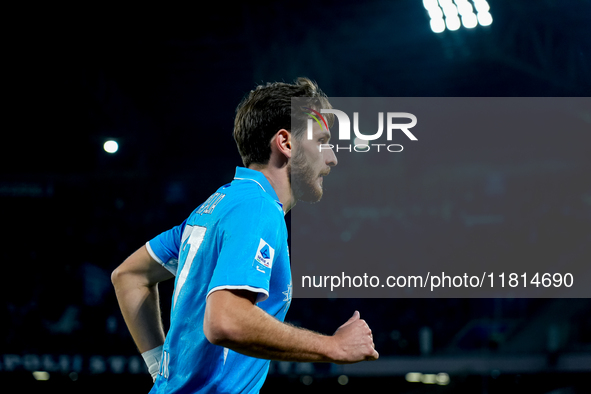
[233,77,332,168]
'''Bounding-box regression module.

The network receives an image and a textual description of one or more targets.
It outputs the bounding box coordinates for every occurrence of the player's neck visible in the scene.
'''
[248,163,295,214]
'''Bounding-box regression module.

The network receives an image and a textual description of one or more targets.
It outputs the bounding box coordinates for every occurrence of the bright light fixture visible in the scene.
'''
[103,140,119,154]
[424,0,492,32]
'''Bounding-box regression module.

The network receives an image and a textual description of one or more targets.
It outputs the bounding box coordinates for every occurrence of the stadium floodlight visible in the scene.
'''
[406,372,422,382]
[443,7,458,18]
[424,0,492,33]
[423,0,440,10]
[440,0,458,17]
[32,371,50,381]
[421,374,437,384]
[455,0,474,16]
[428,6,444,19]
[461,12,478,28]
[446,15,462,31]
[473,0,490,13]
[477,10,493,26]
[103,140,119,154]
[436,373,450,385]
[430,18,446,33]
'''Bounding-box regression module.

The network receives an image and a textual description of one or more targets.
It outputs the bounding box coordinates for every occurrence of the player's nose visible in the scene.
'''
[325,146,338,167]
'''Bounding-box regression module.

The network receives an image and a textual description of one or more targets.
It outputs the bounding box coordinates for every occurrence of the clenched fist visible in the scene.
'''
[330,311,379,364]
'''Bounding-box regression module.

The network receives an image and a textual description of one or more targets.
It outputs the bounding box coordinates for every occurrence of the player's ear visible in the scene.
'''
[273,129,292,159]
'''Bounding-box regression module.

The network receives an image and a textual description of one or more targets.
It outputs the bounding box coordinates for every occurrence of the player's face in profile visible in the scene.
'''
[290,122,337,202]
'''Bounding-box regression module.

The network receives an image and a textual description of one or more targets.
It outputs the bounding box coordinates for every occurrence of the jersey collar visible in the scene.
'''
[233,167,284,210]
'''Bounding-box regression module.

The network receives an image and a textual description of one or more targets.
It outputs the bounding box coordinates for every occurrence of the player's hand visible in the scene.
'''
[330,311,379,364]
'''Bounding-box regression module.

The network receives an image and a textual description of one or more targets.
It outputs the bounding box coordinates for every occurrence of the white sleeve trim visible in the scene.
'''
[145,241,163,264]
[207,285,269,303]
[146,241,178,276]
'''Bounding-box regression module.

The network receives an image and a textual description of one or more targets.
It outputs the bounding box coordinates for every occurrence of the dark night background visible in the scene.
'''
[2,1,590,393]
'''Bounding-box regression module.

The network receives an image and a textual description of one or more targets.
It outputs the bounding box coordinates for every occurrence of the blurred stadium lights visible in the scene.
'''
[436,373,450,385]
[423,0,492,33]
[405,372,422,382]
[32,371,50,381]
[422,373,437,384]
[405,372,450,385]
[103,140,119,154]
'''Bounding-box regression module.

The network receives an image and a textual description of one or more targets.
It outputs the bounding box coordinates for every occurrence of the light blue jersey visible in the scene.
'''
[146,167,292,393]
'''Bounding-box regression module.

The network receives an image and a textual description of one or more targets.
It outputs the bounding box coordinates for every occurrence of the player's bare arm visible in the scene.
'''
[204,289,379,364]
[111,245,174,353]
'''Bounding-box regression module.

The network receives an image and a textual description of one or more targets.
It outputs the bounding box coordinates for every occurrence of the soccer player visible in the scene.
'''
[112,77,379,393]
